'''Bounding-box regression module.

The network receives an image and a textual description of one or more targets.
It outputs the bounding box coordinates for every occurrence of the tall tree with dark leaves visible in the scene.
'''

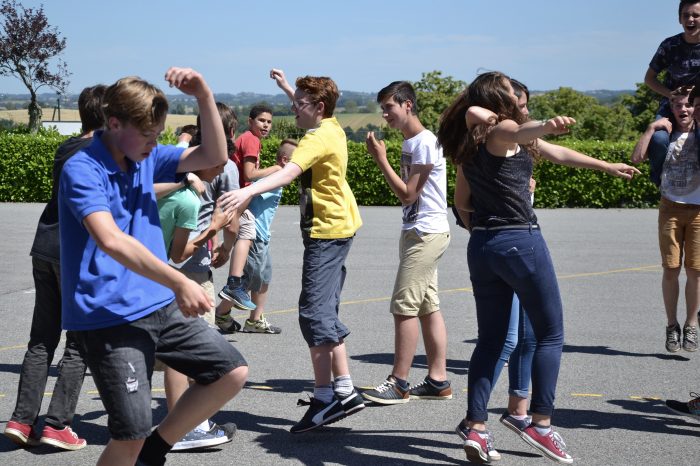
[0,0,69,132]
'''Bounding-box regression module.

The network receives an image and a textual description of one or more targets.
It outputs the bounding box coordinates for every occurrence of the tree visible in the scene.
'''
[620,82,661,134]
[412,71,466,132]
[0,0,69,133]
[529,87,636,141]
[343,99,358,113]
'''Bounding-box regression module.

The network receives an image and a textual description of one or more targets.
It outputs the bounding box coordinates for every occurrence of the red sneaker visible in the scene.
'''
[521,425,573,464]
[462,427,493,464]
[39,425,86,451]
[3,420,40,448]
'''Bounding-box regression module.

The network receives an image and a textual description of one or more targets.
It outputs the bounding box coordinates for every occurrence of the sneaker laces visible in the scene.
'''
[486,431,496,452]
[372,380,396,393]
[667,325,680,342]
[411,379,428,391]
[685,325,698,341]
[550,430,568,453]
[67,428,78,440]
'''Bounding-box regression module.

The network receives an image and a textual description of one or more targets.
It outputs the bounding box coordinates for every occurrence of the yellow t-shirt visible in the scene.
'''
[290,117,362,238]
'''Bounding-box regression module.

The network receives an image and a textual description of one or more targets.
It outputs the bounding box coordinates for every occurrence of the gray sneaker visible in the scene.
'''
[666,324,681,352]
[171,427,230,451]
[683,325,698,352]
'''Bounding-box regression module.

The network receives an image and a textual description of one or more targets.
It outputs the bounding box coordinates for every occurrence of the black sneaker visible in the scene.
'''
[455,419,501,462]
[215,313,241,334]
[408,376,453,400]
[666,324,681,352]
[290,396,342,433]
[666,392,700,421]
[361,375,409,405]
[336,389,366,417]
[499,412,532,436]
[208,421,236,441]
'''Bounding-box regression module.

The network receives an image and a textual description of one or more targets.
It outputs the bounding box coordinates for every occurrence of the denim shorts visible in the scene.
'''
[243,237,272,292]
[76,300,247,440]
[298,235,353,347]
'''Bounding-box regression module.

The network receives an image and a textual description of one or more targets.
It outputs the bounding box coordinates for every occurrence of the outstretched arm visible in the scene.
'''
[270,68,295,102]
[218,162,302,212]
[538,139,641,179]
[630,118,672,164]
[365,132,431,205]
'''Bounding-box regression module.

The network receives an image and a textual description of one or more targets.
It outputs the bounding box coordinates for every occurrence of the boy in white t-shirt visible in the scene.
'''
[362,81,452,405]
[632,85,699,353]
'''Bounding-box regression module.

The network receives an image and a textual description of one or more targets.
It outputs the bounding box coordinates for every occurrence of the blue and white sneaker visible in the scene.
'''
[171,426,230,451]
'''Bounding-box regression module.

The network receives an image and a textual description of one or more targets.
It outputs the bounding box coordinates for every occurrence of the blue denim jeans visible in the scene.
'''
[493,293,536,399]
[466,228,564,421]
[649,105,673,187]
[11,257,86,429]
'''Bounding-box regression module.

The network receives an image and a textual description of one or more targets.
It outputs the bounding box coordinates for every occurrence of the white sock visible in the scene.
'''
[196,419,210,431]
[314,384,334,403]
[334,375,354,396]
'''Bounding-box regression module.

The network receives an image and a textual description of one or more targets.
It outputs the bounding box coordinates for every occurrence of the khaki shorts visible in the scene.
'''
[238,209,256,241]
[658,197,700,270]
[390,229,450,316]
[154,269,216,372]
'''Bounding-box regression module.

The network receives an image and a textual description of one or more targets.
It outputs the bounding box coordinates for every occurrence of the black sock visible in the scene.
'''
[227,275,242,286]
[393,376,409,390]
[426,376,448,388]
[137,429,172,466]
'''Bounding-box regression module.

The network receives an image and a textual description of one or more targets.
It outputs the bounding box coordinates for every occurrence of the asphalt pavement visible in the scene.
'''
[0,204,698,465]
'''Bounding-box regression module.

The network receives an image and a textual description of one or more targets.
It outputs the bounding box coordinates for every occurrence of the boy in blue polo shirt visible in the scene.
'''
[58,67,248,466]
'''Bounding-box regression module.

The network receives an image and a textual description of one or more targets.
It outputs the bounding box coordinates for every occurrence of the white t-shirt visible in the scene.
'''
[661,130,700,204]
[400,129,449,233]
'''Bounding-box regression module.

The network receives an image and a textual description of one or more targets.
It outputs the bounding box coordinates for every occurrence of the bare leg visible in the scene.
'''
[215,299,234,317]
[249,283,269,322]
[392,314,419,380]
[157,366,248,445]
[310,342,349,385]
[228,239,251,278]
[97,439,144,466]
[419,310,448,381]
[507,396,529,417]
[684,267,700,327]
[163,367,190,412]
[662,267,681,326]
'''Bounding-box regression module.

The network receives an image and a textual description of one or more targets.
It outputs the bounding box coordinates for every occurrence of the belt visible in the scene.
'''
[471,224,539,231]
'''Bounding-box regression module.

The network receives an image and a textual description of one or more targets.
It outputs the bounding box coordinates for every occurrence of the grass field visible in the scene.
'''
[0,109,384,132]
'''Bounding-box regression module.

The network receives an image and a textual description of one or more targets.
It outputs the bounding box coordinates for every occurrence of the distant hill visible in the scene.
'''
[0,89,635,111]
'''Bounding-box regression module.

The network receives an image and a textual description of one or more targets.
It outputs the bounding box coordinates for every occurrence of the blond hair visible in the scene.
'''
[102,76,169,130]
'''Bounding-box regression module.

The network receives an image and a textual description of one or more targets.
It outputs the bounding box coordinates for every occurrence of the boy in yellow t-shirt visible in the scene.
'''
[220,70,364,433]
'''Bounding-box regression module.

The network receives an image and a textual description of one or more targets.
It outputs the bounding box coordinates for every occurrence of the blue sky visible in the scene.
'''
[0,0,680,95]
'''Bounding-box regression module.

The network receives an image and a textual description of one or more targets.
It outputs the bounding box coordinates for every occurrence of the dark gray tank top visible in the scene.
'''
[463,144,537,228]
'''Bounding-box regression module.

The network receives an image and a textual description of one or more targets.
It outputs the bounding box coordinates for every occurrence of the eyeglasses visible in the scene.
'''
[291,100,315,111]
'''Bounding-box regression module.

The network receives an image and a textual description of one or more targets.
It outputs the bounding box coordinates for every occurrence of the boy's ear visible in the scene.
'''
[107,116,122,131]
[317,101,326,117]
[405,100,414,113]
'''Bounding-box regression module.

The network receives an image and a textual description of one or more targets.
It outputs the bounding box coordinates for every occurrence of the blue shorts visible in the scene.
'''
[243,237,272,292]
[298,235,353,347]
[76,301,247,440]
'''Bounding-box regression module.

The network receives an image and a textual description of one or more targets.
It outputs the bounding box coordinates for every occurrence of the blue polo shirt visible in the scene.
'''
[59,131,183,330]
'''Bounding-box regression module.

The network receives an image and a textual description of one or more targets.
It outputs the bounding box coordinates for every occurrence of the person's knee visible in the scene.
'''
[221,365,248,393]
[663,266,682,280]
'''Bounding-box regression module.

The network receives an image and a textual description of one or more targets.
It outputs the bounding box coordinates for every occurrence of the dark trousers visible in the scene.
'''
[466,228,564,421]
[11,257,86,429]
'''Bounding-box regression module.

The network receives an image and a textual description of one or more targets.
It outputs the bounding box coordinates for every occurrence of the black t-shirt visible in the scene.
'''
[649,33,700,93]
[463,144,537,228]
[30,136,93,263]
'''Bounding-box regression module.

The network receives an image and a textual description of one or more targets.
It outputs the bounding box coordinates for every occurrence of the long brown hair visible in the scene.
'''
[437,71,535,166]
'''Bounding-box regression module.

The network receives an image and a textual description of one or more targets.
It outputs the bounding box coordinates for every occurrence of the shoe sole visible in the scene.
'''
[4,429,39,448]
[170,434,230,451]
[682,345,698,352]
[361,392,409,405]
[218,291,256,311]
[39,436,86,451]
[463,440,490,464]
[408,394,453,400]
[499,417,527,437]
[520,432,573,464]
[666,346,681,353]
[240,328,282,334]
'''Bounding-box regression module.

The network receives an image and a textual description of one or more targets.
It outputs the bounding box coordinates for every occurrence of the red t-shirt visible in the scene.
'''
[231,130,261,188]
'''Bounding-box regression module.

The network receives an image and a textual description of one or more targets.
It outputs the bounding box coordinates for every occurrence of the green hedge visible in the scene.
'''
[0,132,660,207]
